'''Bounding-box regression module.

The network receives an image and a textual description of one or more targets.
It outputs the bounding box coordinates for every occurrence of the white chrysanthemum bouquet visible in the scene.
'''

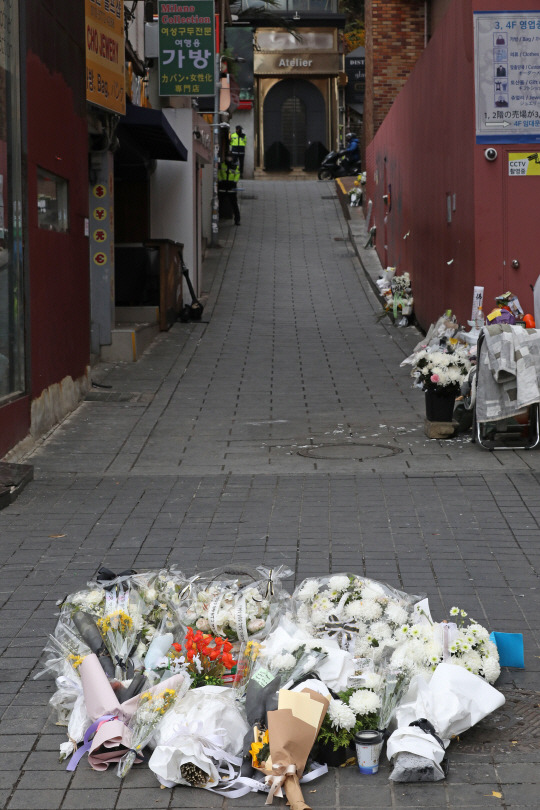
[293,574,422,663]
[411,346,472,393]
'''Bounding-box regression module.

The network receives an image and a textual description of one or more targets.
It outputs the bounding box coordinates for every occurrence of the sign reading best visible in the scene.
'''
[85,0,125,114]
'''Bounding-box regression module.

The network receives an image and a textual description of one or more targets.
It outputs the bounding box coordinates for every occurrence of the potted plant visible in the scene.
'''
[412,348,472,422]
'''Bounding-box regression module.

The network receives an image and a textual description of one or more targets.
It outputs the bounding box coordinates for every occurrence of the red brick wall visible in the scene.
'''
[364,0,425,149]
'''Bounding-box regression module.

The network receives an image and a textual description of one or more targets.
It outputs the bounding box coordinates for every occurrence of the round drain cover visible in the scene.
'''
[297,443,402,461]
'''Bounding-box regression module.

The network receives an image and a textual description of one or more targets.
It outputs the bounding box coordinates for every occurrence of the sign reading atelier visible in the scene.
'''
[85,0,125,114]
[158,1,215,96]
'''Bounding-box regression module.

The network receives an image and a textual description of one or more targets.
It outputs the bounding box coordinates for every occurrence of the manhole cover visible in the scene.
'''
[297,443,402,461]
[455,687,540,752]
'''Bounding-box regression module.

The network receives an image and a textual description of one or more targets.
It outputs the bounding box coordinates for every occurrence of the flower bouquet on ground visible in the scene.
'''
[149,685,249,789]
[315,673,382,766]
[181,565,293,645]
[389,607,501,684]
[386,662,505,782]
[348,176,363,207]
[293,574,423,663]
[117,678,189,778]
[253,687,329,810]
[410,346,472,395]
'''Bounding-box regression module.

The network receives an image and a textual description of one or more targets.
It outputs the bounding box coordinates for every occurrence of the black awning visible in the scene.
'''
[119,104,188,161]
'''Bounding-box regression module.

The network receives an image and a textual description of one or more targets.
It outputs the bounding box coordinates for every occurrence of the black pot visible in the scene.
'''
[425,388,456,422]
[313,741,356,767]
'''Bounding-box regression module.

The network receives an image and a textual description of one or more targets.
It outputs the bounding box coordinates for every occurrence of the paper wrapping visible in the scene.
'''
[78,655,188,771]
[259,688,329,810]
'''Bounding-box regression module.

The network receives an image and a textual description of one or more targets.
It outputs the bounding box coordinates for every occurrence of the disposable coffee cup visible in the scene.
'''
[354,730,384,775]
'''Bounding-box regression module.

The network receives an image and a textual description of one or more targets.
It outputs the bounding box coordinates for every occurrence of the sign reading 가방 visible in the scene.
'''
[475,11,540,143]
[158,1,215,96]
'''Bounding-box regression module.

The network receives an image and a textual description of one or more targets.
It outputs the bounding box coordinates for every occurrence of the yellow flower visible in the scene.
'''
[68,653,84,670]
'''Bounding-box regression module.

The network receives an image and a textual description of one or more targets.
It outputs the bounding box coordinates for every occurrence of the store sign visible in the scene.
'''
[508,151,540,175]
[345,47,365,106]
[254,52,340,76]
[85,0,125,114]
[158,1,215,96]
[475,10,540,143]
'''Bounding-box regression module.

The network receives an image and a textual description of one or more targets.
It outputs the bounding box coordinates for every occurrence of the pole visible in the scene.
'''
[210,50,221,246]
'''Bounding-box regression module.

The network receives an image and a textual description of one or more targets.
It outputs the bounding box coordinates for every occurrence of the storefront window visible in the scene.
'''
[37,168,69,232]
[0,0,25,399]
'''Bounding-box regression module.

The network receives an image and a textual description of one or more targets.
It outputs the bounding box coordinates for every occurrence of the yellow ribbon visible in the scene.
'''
[265,763,297,805]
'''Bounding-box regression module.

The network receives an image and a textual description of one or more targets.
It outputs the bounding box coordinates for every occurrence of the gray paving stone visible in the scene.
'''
[1,181,540,809]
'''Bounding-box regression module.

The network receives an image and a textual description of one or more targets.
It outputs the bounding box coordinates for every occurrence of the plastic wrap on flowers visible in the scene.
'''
[149,685,249,788]
[386,663,505,782]
[292,574,424,661]
[180,565,293,644]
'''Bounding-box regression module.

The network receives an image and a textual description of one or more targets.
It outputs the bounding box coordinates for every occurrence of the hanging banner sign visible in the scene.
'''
[475,10,540,143]
[158,1,215,96]
[85,0,125,114]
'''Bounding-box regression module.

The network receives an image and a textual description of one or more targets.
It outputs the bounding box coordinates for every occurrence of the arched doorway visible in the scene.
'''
[263,79,326,170]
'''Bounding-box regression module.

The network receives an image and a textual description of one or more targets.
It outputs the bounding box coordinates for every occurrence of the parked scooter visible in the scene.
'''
[317,151,362,181]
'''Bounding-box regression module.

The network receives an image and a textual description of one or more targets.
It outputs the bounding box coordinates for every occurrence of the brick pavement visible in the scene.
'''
[1,180,540,809]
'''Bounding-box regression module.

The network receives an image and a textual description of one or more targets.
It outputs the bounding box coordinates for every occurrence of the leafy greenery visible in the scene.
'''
[316,688,379,752]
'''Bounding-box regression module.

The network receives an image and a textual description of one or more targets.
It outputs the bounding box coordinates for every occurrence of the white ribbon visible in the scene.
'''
[164,721,242,776]
[265,762,297,804]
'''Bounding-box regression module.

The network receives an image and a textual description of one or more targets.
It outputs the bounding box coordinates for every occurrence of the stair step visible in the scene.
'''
[101,322,160,362]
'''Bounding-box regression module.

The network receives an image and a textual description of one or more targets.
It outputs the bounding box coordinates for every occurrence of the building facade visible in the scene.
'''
[229,2,346,174]
[365,0,540,329]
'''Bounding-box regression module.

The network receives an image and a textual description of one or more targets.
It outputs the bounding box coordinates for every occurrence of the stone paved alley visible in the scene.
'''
[1,180,540,809]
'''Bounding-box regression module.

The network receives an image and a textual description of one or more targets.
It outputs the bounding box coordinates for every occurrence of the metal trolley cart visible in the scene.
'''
[466,326,540,450]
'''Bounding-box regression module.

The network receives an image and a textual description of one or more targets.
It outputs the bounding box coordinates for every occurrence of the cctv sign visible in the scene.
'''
[508,152,540,175]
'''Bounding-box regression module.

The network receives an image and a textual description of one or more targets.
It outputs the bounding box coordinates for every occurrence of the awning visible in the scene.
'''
[119,104,188,161]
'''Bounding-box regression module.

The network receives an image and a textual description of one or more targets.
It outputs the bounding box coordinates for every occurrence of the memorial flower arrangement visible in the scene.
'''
[294,574,421,662]
[411,347,472,393]
[317,683,381,752]
[348,175,363,206]
[38,566,505,797]
[389,608,501,684]
[181,566,292,643]
[118,685,181,778]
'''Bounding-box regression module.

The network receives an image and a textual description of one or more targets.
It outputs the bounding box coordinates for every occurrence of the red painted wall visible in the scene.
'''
[366,0,540,329]
[366,0,476,329]
[26,3,89,397]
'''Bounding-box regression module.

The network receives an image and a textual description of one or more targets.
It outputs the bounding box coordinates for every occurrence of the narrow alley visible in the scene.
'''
[1,180,540,810]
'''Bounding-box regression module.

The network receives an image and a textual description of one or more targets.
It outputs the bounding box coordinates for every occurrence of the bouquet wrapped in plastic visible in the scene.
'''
[149,685,249,789]
[293,574,423,661]
[181,565,293,644]
[386,663,505,782]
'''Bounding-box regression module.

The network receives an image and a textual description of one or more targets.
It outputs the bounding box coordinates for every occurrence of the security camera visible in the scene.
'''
[484,147,498,161]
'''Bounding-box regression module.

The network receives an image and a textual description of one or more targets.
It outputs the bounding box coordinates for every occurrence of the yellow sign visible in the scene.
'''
[508,152,540,176]
[85,0,125,114]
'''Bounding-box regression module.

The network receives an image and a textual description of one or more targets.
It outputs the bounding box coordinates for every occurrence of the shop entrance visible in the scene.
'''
[263,79,326,170]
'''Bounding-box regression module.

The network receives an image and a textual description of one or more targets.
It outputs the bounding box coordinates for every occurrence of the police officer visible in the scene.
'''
[229,125,246,177]
[218,154,241,225]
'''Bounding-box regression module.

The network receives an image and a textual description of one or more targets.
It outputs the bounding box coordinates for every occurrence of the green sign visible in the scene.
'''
[158,1,215,97]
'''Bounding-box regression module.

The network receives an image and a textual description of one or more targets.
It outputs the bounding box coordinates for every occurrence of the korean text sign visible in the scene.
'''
[158,1,215,97]
[85,0,125,114]
[475,11,540,143]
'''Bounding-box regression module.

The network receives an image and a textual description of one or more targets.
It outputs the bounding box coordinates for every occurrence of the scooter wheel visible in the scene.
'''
[318,168,333,181]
